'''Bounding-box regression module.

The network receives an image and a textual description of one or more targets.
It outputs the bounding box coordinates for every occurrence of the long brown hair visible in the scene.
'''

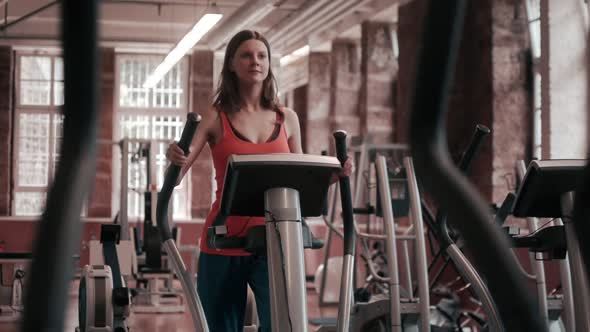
[212,30,280,113]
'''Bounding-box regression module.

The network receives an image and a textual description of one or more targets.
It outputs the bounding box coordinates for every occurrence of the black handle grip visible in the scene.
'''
[437,124,490,246]
[333,130,349,164]
[157,113,201,241]
[457,124,490,173]
[177,113,199,154]
[332,130,355,256]
[494,192,516,225]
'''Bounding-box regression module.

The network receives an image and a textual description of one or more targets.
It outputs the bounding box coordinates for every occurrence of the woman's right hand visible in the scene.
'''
[166,142,188,167]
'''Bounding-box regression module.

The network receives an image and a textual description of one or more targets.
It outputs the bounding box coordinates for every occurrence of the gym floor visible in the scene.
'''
[0,280,338,332]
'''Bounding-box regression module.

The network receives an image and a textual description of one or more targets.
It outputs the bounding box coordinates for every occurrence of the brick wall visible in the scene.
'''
[448,0,494,200]
[398,0,530,203]
[305,52,331,154]
[87,48,115,217]
[491,0,532,202]
[360,21,396,144]
[330,39,361,142]
[190,50,214,218]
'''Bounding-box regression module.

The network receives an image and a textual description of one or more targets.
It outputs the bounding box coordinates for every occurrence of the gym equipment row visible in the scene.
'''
[15,1,590,332]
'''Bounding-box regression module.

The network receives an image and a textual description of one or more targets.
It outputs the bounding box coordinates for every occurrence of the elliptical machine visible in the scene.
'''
[156,113,357,331]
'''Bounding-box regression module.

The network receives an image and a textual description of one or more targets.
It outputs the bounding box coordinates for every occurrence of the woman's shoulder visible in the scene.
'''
[278,106,298,123]
[278,106,300,139]
[197,106,222,132]
[201,105,221,121]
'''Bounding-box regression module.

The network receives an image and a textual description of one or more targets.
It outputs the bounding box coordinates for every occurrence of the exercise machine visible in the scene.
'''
[157,114,357,331]
[117,138,185,313]
[512,159,590,331]
[408,0,546,330]
[77,224,131,332]
[207,152,342,331]
[0,253,31,322]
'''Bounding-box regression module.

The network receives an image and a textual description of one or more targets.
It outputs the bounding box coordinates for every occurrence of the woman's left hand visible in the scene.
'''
[331,157,354,184]
[341,157,354,178]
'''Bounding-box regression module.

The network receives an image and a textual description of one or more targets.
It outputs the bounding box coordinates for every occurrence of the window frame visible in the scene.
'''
[113,53,192,221]
[525,0,543,160]
[12,51,65,216]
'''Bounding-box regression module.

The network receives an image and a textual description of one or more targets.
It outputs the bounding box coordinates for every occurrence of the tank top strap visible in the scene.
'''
[218,111,232,138]
[274,108,289,141]
[274,107,285,125]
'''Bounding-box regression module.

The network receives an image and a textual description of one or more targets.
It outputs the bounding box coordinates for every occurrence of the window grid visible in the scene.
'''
[13,53,64,216]
[116,54,189,220]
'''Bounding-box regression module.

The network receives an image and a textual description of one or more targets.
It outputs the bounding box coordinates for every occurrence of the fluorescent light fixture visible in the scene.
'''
[280,45,310,67]
[143,13,223,89]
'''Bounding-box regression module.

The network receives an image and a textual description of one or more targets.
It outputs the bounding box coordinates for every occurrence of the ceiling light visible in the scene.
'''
[143,13,223,89]
[280,45,310,67]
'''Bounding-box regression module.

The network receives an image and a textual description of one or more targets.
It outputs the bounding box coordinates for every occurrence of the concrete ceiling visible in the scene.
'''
[0,0,397,55]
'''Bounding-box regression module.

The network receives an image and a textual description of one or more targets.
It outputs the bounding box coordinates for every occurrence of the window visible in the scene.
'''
[525,0,542,159]
[13,54,64,216]
[115,54,190,220]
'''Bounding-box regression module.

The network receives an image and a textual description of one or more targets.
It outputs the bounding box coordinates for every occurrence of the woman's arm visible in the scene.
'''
[166,107,218,185]
[282,107,303,154]
[281,107,353,183]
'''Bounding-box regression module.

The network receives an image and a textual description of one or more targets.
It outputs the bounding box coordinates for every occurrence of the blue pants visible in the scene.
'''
[197,252,271,332]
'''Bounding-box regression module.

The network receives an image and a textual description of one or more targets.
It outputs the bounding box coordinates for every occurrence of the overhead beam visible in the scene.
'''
[308,0,397,47]
[203,0,281,51]
[278,0,376,54]
[267,0,329,45]
[0,0,59,32]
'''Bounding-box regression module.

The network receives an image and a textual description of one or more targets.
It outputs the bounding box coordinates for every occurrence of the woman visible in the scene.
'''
[166,30,352,331]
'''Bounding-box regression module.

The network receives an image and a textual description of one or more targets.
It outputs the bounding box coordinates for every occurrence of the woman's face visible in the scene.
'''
[231,39,269,85]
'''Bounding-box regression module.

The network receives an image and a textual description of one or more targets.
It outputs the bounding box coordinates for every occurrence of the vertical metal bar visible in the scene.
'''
[319,184,339,306]
[556,218,575,332]
[163,241,209,331]
[334,131,355,332]
[403,157,430,331]
[562,192,590,331]
[516,161,548,323]
[336,256,355,332]
[354,143,368,207]
[401,239,414,299]
[265,188,308,332]
[375,155,402,332]
[120,139,130,240]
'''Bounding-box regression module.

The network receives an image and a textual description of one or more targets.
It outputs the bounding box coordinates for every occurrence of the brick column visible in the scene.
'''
[398,0,530,202]
[448,0,494,200]
[360,21,396,144]
[490,0,532,202]
[190,50,214,218]
[293,85,308,151]
[305,52,331,154]
[329,39,361,139]
[0,46,13,216]
[87,48,115,217]
[397,0,426,144]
